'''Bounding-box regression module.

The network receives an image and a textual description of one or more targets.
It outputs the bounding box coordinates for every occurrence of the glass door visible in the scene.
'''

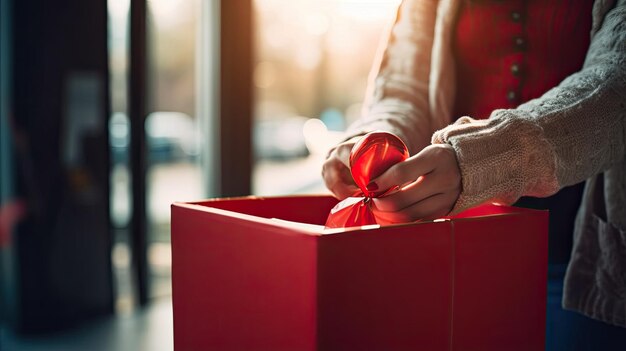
[108,0,205,309]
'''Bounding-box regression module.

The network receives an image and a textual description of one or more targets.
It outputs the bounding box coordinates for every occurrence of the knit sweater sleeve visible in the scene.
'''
[432,1,626,214]
[345,0,438,155]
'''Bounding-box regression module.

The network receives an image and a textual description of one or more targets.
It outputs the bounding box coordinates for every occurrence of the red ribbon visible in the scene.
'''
[325,132,409,228]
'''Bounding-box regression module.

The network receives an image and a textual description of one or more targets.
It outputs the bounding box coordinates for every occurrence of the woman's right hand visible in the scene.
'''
[322,136,363,199]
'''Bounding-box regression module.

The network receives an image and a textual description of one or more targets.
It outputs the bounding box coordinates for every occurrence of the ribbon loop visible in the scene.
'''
[325,131,409,228]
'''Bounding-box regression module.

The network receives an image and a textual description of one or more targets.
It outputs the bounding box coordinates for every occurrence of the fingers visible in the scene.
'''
[327,136,361,168]
[334,141,353,169]
[322,141,361,199]
[371,144,462,221]
[373,173,442,212]
[367,148,436,196]
[372,192,457,223]
[322,158,359,199]
[322,138,462,220]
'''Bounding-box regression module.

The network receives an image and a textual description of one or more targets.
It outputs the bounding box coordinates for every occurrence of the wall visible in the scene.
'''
[8,0,113,333]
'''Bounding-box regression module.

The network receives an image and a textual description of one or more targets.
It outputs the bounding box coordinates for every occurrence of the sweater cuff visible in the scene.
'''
[432,112,560,214]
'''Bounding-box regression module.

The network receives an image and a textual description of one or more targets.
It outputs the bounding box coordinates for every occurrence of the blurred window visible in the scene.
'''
[145,0,201,299]
[108,0,400,307]
[108,0,133,313]
[108,0,203,308]
[252,0,401,196]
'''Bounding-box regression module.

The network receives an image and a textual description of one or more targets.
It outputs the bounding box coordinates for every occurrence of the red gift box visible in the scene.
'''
[171,195,548,351]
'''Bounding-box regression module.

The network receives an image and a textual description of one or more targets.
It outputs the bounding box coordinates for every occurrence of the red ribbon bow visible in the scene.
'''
[325,131,409,228]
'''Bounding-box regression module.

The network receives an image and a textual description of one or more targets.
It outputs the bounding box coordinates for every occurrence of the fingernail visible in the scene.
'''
[366,182,378,191]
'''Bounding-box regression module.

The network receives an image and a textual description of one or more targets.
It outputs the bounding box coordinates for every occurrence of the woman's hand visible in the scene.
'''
[322,137,363,199]
[371,144,462,222]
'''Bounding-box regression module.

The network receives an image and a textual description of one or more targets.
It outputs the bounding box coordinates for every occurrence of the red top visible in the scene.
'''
[453,0,595,120]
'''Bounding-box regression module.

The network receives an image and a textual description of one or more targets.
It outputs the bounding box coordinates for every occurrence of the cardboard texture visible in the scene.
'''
[171,195,548,351]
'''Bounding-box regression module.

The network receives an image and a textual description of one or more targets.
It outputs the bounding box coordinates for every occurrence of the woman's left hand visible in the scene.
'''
[370,144,462,222]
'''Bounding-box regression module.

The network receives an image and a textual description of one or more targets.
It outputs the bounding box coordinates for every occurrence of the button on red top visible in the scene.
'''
[453,0,594,120]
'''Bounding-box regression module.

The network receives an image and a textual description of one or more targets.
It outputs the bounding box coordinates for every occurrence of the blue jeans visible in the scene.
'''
[546,264,626,351]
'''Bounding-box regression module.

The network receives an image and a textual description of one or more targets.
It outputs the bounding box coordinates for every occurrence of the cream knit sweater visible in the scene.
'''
[347,0,626,327]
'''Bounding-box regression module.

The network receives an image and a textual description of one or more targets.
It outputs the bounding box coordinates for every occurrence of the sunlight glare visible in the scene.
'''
[108,0,129,17]
[254,61,278,89]
[335,0,401,21]
[303,118,344,155]
[306,13,331,36]
[148,0,194,28]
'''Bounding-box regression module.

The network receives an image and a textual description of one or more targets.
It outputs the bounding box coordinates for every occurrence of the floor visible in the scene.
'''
[2,297,173,351]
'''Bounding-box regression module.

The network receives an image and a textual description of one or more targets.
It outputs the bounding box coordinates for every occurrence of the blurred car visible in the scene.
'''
[109,112,130,164]
[109,111,199,164]
[253,116,310,160]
